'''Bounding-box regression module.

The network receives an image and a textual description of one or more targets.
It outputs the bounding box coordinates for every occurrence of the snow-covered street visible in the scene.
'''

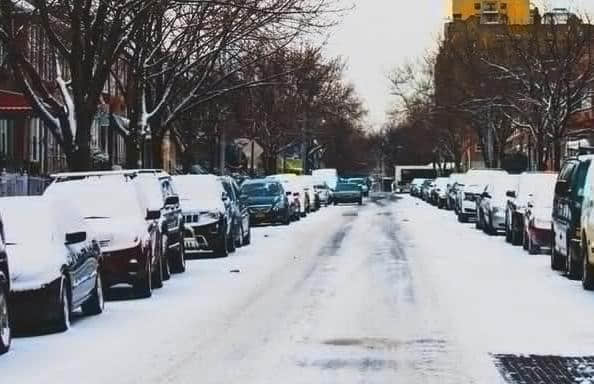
[5,193,594,382]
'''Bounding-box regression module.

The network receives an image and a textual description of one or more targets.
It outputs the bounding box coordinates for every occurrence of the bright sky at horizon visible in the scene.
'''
[324,0,594,132]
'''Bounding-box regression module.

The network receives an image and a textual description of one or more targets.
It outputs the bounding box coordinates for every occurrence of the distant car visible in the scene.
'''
[347,178,369,197]
[446,173,465,210]
[240,180,291,225]
[333,183,363,205]
[1,196,103,332]
[313,181,332,206]
[299,175,320,211]
[220,176,251,248]
[431,177,450,208]
[410,178,427,197]
[523,176,557,254]
[457,183,485,223]
[45,175,159,298]
[0,222,9,354]
[420,179,434,201]
[268,174,309,217]
[477,175,519,235]
[173,175,233,257]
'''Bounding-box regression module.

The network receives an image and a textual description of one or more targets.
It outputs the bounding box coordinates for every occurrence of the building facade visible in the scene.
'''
[451,0,531,25]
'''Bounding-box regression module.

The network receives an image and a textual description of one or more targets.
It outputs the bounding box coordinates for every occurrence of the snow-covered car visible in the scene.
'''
[45,176,159,298]
[456,183,485,223]
[506,172,558,246]
[299,175,320,211]
[240,180,291,225]
[220,176,251,248]
[0,227,9,354]
[268,174,309,217]
[135,170,186,276]
[1,196,103,333]
[313,180,331,206]
[333,182,363,205]
[476,174,519,234]
[431,177,450,208]
[523,175,557,254]
[173,175,233,257]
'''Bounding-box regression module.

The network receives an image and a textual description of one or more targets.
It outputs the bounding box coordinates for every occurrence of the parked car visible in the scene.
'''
[552,155,593,278]
[300,175,320,211]
[173,175,234,257]
[523,175,557,254]
[45,175,159,298]
[456,183,485,223]
[505,172,557,245]
[313,180,332,206]
[333,182,363,205]
[220,175,251,248]
[421,179,434,201]
[580,159,594,289]
[476,175,518,235]
[240,180,291,225]
[268,174,309,217]
[410,178,427,197]
[0,224,9,354]
[347,178,369,197]
[1,196,103,332]
[431,177,450,208]
[448,175,466,212]
[135,170,186,276]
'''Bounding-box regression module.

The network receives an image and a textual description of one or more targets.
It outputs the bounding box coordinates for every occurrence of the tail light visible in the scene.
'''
[294,192,300,196]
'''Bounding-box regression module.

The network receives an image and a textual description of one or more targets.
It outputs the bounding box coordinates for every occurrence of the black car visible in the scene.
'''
[220,176,251,248]
[0,230,9,354]
[1,196,103,333]
[552,156,593,278]
[333,183,363,205]
[241,180,291,225]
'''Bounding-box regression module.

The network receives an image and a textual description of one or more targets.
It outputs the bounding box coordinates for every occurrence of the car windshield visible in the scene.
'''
[336,183,359,191]
[242,182,281,197]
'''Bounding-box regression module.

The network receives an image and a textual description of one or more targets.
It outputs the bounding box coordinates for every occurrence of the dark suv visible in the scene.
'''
[0,228,10,354]
[551,156,593,278]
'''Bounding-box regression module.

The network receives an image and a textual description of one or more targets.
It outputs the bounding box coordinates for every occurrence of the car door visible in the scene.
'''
[160,177,181,240]
[232,180,249,234]
[554,161,577,256]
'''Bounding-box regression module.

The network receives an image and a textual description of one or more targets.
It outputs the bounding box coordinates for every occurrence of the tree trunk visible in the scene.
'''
[67,116,92,171]
[553,138,562,171]
[151,133,163,169]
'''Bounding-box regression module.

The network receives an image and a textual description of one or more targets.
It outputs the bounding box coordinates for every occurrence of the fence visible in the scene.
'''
[0,173,50,197]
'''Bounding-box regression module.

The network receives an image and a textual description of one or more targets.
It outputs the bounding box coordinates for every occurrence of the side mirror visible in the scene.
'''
[164,195,179,206]
[65,231,86,245]
[481,192,490,199]
[506,190,517,198]
[555,181,569,197]
[146,209,161,220]
[221,191,229,202]
[527,201,534,209]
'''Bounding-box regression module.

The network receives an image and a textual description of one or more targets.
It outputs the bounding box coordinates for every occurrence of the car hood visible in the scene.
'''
[84,216,144,252]
[246,196,279,206]
[180,198,225,214]
[7,241,63,291]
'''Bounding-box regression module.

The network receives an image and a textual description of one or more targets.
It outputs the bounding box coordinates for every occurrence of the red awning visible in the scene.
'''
[0,90,32,112]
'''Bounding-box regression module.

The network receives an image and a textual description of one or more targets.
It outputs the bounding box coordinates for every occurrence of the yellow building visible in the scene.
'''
[451,0,531,25]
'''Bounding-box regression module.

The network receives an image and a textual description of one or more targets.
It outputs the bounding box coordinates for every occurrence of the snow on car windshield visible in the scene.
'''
[134,175,164,211]
[242,182,280,197]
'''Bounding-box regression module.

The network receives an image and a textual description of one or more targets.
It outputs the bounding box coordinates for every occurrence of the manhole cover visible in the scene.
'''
[493,354,594,383]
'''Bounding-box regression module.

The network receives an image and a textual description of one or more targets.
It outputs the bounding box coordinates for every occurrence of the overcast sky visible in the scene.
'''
[324,0,594,131]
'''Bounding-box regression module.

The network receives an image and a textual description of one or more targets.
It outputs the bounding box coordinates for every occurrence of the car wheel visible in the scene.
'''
[283,212,291,225]
[134,259,152,299]
[475,212,482,229]
[228,225,237,253]
[505,220,512,243]
[551,231,563,270]
[458,213,467,223]
[522,230,529,250]
[152,254,164,289]
[161,234,171,281]
[243,223,251,245]
[236,223,245,246]
[528,230,538,255]
[215,228,229,257]
[53,277,71,332]
[170,237,186,274]
[82,270,105,316]
[567,239,581,281]
[0,284,11,355]
[358,199,363,206]
[584,240,594,290]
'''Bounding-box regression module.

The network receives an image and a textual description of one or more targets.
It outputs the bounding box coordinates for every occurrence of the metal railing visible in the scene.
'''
[0,172,50,197]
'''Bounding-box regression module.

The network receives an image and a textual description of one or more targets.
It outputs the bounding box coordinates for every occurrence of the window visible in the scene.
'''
[500,3,507,10]
[30,118,42,162]
[0,119,14,158]
[475,3,481,10]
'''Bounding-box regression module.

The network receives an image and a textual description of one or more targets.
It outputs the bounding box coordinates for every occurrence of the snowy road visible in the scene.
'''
[5,194,594,382]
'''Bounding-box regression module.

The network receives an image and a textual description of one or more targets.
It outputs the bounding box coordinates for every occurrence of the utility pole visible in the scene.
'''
[301,113,308,175]
[219,126,226,175]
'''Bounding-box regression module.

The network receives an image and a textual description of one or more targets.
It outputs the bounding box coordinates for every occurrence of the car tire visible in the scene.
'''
[567,239,582,281]
[458,213,467,223]
[53,277,71,333]
[243,224,251,245]
[170,238,186,274]
[228,225,237,253]
[283,212,291,225]
[584,240,594,290]
[152,254,164,289]
[0,283,11,355]
[82,270,105,316]
[528,231,538,255]
[161,234,171,281]
[551,231,563,270]
[215,229,229,258]
[475,212,482,229]
[511,228,522,246]
[134,259,152,299]
[358,199,363,206]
